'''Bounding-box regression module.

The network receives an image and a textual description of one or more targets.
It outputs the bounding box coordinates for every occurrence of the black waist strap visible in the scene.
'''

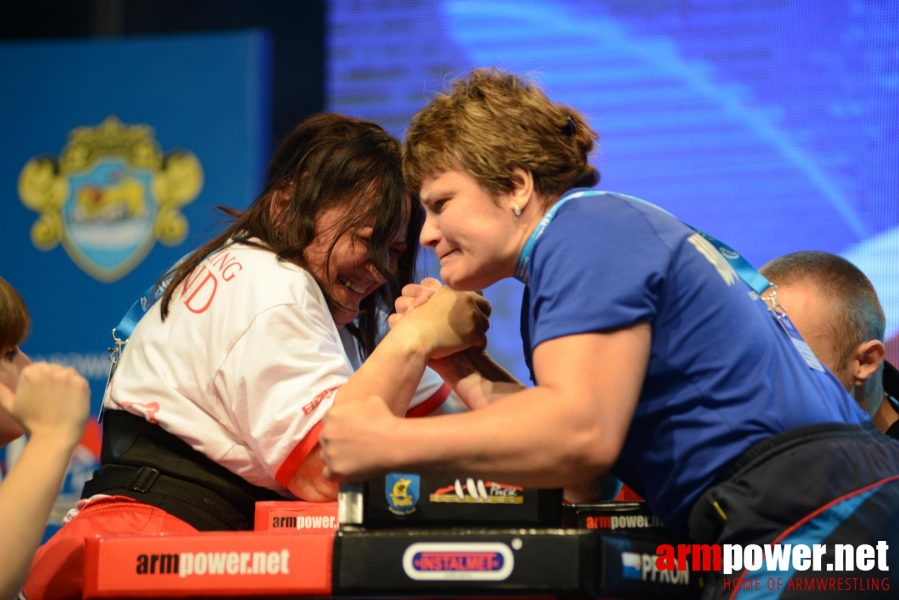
[82,464,250,530]
[84,409,283,531]
[715,421,882,485]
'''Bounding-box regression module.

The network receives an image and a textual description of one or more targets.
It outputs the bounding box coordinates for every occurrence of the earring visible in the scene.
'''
[513,205,522,216]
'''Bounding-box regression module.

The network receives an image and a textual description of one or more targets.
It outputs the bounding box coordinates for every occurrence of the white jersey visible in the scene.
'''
[104,242,447,494]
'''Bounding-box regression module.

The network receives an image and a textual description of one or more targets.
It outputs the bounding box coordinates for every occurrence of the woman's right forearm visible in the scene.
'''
[0,434,76,599]
[334,330,430,417]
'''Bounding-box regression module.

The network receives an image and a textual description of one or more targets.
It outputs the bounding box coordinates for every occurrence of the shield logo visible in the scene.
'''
[18,116,203,282]
[61,157,158,281]
[385,472,421,515]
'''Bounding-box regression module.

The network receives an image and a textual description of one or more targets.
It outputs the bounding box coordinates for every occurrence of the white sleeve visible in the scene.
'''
[215,299,352,487]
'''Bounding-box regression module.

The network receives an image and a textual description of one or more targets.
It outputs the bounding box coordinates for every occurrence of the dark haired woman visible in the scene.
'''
[24,113,490,599]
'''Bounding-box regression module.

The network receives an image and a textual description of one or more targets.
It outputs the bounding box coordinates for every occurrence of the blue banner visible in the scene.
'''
[0,30,271,540]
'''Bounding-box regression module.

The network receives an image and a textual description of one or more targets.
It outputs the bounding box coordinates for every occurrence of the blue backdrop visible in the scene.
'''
[0,30,271,539]
[327,0,899,384]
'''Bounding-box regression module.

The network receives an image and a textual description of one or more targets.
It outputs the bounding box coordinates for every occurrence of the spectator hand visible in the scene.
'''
[0,363,89,447]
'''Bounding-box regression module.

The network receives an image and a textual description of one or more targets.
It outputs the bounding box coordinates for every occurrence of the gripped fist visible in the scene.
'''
[0,362,90,447]
[320,395,397,482]
[396,285,491,359]
[389,277,441,329]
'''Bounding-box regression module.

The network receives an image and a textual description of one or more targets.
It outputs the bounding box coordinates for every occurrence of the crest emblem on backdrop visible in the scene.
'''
[18,116,203,282]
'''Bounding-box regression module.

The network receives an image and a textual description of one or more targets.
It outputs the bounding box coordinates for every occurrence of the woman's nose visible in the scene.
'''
[420,212,440,248]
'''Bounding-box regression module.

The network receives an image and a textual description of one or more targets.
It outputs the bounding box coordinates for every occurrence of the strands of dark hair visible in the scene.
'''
[158,113,420,357]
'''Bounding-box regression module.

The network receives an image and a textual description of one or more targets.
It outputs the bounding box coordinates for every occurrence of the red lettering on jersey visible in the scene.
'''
[183,270,217,314]
[208,249,243,281]
[179,251,243,314]
[182,263,207,293]
[303,387,339,415]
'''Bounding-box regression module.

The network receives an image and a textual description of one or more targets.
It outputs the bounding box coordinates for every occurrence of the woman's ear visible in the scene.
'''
[0,383,25,447]
[269,186,292,223]
[507,166,535,215]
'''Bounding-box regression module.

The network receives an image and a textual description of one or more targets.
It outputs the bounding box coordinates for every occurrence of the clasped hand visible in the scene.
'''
[389,278,491,360]
[320,279,491,483]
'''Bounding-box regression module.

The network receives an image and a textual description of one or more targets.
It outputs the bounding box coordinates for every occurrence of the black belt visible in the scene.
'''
[86,409,284,531]
[83,463,252,531]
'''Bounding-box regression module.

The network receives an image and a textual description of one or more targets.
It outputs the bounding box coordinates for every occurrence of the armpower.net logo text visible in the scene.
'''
[654,542,891,593]
[136,550,290,578]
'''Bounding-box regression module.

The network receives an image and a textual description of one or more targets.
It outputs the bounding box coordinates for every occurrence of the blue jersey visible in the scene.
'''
[520,190,868,532]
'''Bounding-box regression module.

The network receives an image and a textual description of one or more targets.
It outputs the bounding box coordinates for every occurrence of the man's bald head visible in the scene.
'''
[760,251,885,416]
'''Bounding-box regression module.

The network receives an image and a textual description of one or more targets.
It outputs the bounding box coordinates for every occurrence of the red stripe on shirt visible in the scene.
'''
[405,383,451,418]
[276,382,450,486]
[275,420,324,487]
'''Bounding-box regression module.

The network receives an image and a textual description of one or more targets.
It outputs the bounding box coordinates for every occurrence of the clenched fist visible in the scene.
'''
[389,278,492,359]
[0,363,89,448]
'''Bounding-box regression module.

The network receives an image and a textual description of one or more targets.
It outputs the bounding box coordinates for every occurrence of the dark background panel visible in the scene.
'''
[0,0,326,151]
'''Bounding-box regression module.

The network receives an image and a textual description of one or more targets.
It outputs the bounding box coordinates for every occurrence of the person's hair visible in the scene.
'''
[404,67,600,204]
[759,251,885,369]
[0,277,30,350]
[159,113,421,357]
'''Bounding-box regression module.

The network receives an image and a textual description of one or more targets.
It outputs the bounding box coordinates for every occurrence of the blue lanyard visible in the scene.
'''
[99,250,196,422]
[513,190,583,283]
[109,240,237,346]
[513,190,824,373]
[513,189,771,296]
[114,273,175,341]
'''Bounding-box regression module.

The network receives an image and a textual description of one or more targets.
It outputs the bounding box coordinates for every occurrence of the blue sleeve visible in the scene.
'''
[528,197,673,348]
